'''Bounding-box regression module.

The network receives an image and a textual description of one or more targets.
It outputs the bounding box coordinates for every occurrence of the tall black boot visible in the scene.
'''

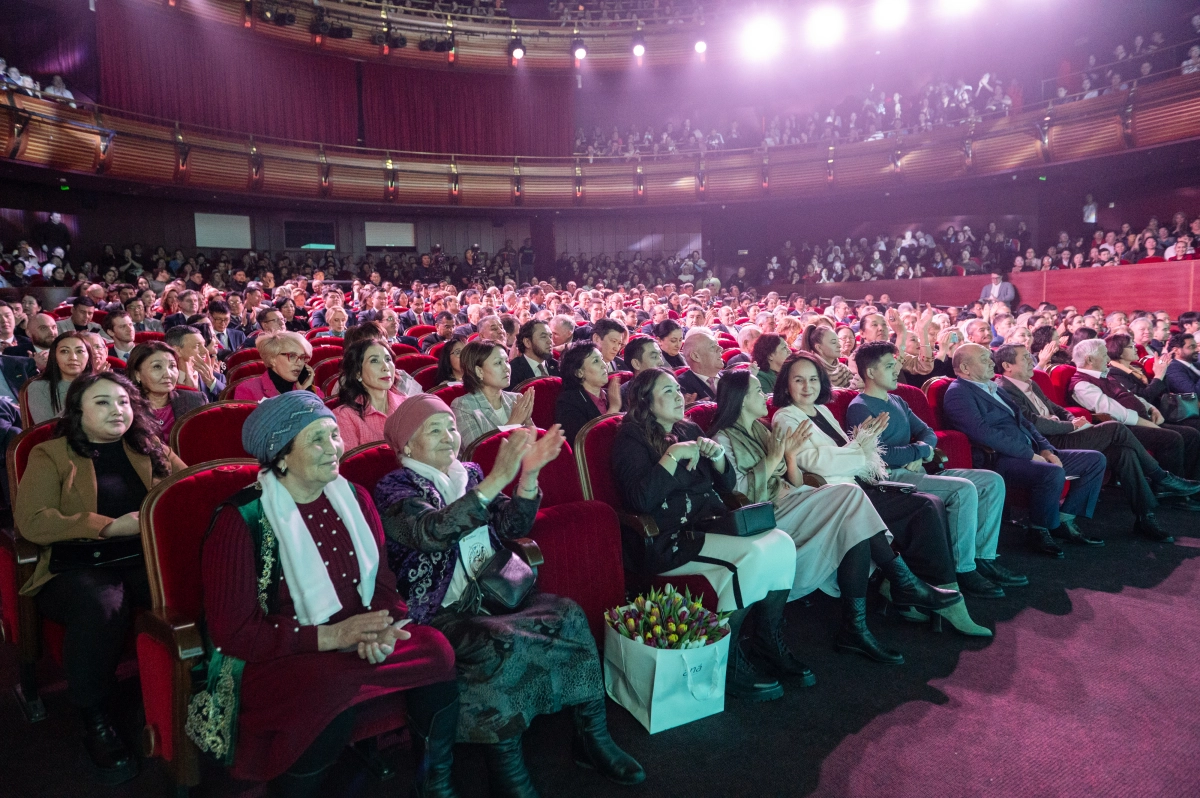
[877,554,962,611]
[834,597,905,665]
[79,705,138,786]
[570,699,646,786]
[724,606,783,701]
[748,589,817,686]
[408,691,462,798]
[483,735,539,798]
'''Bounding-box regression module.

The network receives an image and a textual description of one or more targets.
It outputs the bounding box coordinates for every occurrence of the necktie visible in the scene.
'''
[537,363,546,377]
[708,376,718,395]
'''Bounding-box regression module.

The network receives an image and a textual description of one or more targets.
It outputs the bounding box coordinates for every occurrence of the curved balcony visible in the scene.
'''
[5,73,1200,210]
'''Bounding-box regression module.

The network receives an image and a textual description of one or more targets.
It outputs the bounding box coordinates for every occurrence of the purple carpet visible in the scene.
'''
[816,539,1200,797]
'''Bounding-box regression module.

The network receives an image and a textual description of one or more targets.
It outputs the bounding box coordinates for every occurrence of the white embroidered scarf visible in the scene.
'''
[257,470,379,626]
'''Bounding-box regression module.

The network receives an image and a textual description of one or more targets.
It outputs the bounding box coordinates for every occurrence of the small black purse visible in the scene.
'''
[49,537,144,573]
[696,502,777,537]
[462,548,538,615]
[1161,392,1200,423]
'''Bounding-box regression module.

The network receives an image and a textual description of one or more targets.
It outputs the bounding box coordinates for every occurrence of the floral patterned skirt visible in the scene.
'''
[428,592,603,744]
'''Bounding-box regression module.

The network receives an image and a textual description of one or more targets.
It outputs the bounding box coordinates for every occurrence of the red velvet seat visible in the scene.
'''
[613,370,635,385]
[1047,364,1094,420]
[134,330,165,344]
[825,388,857,426]
[517,376,562,430]
[313,357,343,396]
[411,364,441,391]
[395,354,438,375]
[220,375,257,400]
[431,383,468,405]
[304,326,331,341]
[720,348,743,363]
[463,428,583,507]
[4,421,73,721]
[51,306,72,319]
[891,383,973,470]
[309,345,344,366]
[340,442,399,495]
[405,324,435,338]
[574,414,718,608]
[391,343,419,357]
[428,341,447,359]
[683,401,718,432]
[225,348,261,372]
[673,367,690,377]
[227,360,267,384]
[106,355,127,370]
[169,401,257,465]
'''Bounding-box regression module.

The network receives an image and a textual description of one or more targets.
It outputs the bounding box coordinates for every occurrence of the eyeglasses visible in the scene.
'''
[279,351,311,364]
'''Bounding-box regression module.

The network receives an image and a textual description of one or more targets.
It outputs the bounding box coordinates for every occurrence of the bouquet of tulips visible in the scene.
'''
[605,584,730,650]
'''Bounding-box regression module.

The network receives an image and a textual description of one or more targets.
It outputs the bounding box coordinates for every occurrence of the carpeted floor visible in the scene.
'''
[2,489,1198,798]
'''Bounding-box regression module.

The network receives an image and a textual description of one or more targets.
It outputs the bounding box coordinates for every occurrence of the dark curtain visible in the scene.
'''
[0,0,99,103]
[95,0,358,146]
[361,63,573,156]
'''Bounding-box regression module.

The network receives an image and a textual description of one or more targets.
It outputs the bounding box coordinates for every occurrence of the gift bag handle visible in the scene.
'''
[681,645,722,701]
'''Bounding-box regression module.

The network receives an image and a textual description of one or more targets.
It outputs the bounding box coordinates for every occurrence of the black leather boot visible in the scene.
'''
[1135,513,1174,543]
[877,555,961,611]
[749,589,817,686]
[483,735,539,798]
[409,697,461,798]
[726,638,784,701]
[80,706,138,786]
[834,597,904,665]
[570,699,646,786]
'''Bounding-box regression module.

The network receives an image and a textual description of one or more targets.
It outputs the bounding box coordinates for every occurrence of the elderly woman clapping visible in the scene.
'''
[198,391,459,796]
[232,331,323,401]
[374,395,644,796]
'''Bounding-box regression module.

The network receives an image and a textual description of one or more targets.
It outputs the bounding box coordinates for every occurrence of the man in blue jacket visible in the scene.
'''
[1163,333,1200,394]
[942,344,1109,554]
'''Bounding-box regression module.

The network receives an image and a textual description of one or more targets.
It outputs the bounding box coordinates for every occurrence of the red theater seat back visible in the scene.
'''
[340,443,399,495]
[464,427,583,507]
[518,377,562,430]
[169,401,257,465]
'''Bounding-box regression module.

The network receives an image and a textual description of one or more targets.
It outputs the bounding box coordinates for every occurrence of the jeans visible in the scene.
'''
[885,467,1005,572]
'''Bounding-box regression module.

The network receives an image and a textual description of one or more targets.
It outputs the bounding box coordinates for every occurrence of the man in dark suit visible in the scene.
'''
[942,344,1107,556]
[994,344,1196,543]
[125,298,164,333]
[0,303,30,354]
[508,319,559,389]
[591,318,627,374]
[420,312,457,353]
[208,299,246,360]
[675,331,725,402]
[1163,333,1200,394]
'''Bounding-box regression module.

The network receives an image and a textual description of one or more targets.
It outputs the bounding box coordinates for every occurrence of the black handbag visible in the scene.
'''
[696,502,777,537]
[48,537,144,573]
[473,548,537,615]
[1161,393,1200,423]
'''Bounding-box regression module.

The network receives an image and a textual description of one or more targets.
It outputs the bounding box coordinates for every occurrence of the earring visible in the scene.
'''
[403,447,411,456]
[278,463,288,475]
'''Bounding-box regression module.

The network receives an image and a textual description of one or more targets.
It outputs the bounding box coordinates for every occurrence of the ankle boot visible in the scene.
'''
[931,583,992,637]
[877,555,961,611]
[748,589,817,686]
[835,597,904,665]
[878,579,931,622]
[570,699,645,786]
[409,697,461,798]
[483,736,539,798]
[726,638,785,701]
[79,706,138,786]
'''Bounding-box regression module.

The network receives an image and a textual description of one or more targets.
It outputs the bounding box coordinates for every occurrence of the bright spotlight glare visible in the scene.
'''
[872,0,909,30]
[740,15,783,62]
[633,43,645,56]
[694,39,707,54]
[805,6,846,49]
[571,37,587,60]
[937,0,980,16]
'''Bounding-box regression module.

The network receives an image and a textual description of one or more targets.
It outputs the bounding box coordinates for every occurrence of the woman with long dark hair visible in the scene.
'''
[554,341,621,445]
[653,319,686,368]
[768,354,987,636]
[26,331,94,424]
[332,338,406,450]
[751,332,791,395]
[124,341,208,441]
[612,368,803,701]
[16,372,185,784]
[432,335,467,387]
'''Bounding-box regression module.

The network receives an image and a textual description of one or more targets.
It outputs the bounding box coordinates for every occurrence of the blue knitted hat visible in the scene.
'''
[242,391,335,465]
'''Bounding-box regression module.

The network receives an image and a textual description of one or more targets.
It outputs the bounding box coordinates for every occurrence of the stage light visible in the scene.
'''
[310,13,330,36]
[741,15,783,62]
[388,32,407,48]
[508,37,526,60]
[419,37,437,51]
[632,32,646,58]
[572,37,587,61]
[259,4,276,23]
[872,0,908,30]
[371,30,387,46]
[694,39,707,54]
[329,23,353,39]
[276,10,295,26]
[804,6,846,50]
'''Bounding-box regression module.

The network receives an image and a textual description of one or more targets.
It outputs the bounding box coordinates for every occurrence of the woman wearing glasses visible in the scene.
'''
[232,331,324,401]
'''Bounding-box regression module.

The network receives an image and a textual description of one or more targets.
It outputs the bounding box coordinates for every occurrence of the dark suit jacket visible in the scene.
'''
[676,369,718,402]
[162,312,187,330]
[555,387,605,447]
[605,356,627,374]
[995,377,1076,436]
[1,354,38,398]
[1164,360,1200,394]
[419,332,450,353]
[508,355,558,390]
[213,327,246,358]
[3,337,35,359]
[942,378,1054,461]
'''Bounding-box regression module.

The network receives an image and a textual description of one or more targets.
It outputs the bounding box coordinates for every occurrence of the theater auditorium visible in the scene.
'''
[2,0,1200,795]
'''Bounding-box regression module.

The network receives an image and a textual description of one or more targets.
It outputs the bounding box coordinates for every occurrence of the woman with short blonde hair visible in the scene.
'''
[232,331,321,401]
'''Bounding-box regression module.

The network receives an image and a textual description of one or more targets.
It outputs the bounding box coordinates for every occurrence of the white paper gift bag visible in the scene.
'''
[602,622,728,734]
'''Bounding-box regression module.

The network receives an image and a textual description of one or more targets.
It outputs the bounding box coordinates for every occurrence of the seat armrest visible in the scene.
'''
[618,511,660,539]
[137,607,205,662]
[502,537,545,568]
[802,472,827,488]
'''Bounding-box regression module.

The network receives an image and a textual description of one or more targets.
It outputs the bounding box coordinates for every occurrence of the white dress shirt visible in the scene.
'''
[1071,368,1151,425]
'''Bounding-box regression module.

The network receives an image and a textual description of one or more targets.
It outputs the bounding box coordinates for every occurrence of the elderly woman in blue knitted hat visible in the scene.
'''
[197,391,460,798]
[374,394,645,798]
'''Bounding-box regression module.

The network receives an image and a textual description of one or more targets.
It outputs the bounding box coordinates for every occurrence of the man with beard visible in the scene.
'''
[1164,333,1200,395]
[508,318,558,388]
